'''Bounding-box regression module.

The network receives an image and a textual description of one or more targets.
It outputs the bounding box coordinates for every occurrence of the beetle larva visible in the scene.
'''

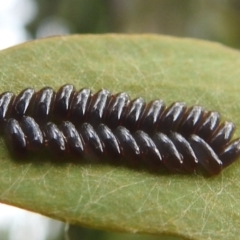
[0,85,235,150]
[4,116,240,175]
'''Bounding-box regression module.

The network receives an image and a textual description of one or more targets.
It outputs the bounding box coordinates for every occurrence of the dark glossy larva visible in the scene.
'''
[0,85,234,148]
[4,116,240,175]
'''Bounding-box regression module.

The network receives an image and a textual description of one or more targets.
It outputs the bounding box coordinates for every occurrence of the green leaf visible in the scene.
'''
[0,35,240,240]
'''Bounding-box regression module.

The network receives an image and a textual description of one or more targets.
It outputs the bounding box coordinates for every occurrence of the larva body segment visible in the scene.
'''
[87,89,111,127]
[53,84,75,121]
[168,132,198,172]
[178,105,205,137]
[122,97,146,132]
[97,123,121,160]
[209,122,235,154]
[5,118,27,154]
[114,126,141,166]
[133,130,162,170]
[0,92,15,128]
[189,135,223,175]
[156,102,187,134]
[218,139,240,168]
[139,100,165,133]
[32,87,55,126]
[12,88,35,120]
[152,132,183,172]
[21,116,43,151]
[80,122,104,160]
[194,111,220,141]
[68,88,92,126]
[104,92,130,129]
[60,121,85,157]
[44,122,67,157]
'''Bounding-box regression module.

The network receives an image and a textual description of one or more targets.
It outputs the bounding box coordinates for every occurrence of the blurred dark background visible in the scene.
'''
[27,0,240,49]
[1,0,240,240]
[1,0,240,50]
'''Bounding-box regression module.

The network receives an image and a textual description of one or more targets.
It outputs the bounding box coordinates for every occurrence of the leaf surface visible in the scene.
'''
[0,35,240,240]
